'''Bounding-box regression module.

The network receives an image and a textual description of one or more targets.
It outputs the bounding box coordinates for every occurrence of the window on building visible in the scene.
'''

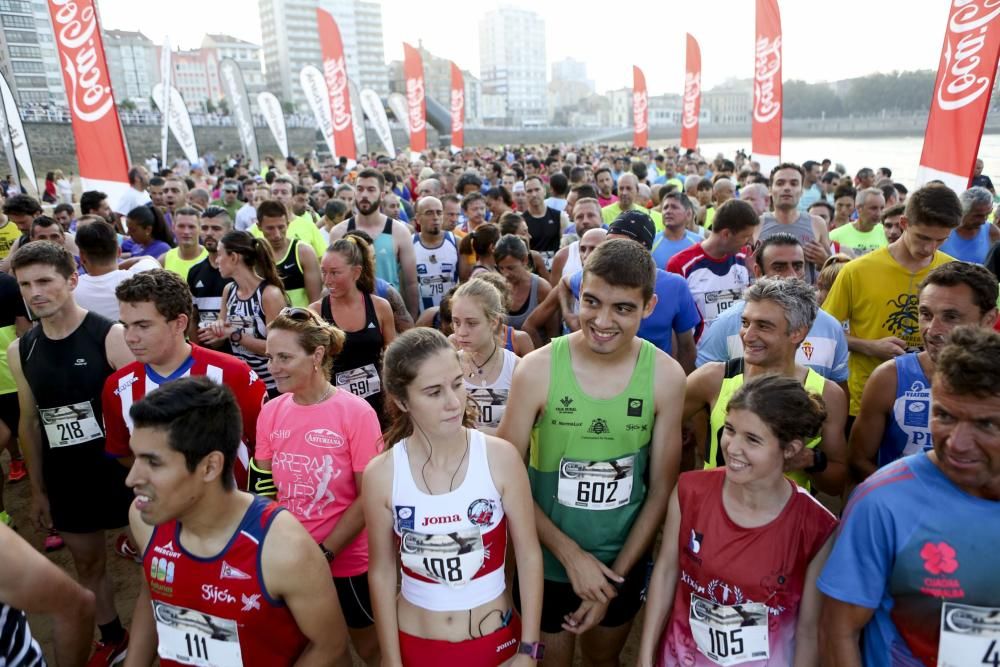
[2,14,34,28]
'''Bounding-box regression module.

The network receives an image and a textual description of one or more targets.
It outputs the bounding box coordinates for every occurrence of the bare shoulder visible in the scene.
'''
[328,220,349,240]
[482,433,521,467]
[364,447,395,485]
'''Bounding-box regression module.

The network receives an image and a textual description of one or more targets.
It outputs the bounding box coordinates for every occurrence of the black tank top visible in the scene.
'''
[321,291,385,421]
[522,207,562,253]
[276,239,304,292]
[19,312,114,459]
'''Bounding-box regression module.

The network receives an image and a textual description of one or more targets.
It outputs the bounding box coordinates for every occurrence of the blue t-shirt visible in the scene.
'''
[569,268,701,354]
[122,238,171,259]
[818,454,1000,666]
[695,299,849,382]
[651,229,702,270]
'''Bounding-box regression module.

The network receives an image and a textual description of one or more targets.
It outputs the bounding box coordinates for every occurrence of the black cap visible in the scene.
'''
[608,210,656,250]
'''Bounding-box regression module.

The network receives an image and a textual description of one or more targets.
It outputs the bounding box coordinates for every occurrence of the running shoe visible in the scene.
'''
[0,511,13,529]
[86,631,128,667]
[6,459,26,482]
[114,533,141,563]
[44,529,64,552]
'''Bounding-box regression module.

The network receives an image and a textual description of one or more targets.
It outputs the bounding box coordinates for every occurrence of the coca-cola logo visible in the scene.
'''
[632,90,648,134]
[753,35,782,124]
[323,57,351,132]
[451,89,464,131]
[936,0,1000,111]
[406,77,426,133]
[683,72,701,129]
[50,0,114,123]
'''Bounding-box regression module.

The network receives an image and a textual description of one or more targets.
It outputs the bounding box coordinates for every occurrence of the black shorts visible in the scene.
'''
[0,392,19,433]
[333,572,375,629]
[513,556,651,635]
[44,444,132,533]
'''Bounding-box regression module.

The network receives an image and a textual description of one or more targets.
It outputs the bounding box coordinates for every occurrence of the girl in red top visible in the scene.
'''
[638,375,837,667]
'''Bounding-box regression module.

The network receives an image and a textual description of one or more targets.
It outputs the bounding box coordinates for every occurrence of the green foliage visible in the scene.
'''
[782,70,938,118]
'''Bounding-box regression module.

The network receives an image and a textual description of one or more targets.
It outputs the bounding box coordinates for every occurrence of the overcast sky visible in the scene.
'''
[96,0,956,94]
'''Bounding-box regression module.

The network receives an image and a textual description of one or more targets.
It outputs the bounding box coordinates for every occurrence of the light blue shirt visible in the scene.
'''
[798,184,823,212]
[696,299,849,382]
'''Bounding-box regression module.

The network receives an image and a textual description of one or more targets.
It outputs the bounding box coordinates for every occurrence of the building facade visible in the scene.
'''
[0,0,66,106]
[703,80,752,125]
[104,30,158,109]
[479,6,546,126]
[202,34,264,95]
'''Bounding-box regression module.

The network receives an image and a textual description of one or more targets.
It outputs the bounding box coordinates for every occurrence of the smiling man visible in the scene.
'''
[123,376,351,667]
[820,326,1000,666]
[498,239,684,667]
[102,269,264,490]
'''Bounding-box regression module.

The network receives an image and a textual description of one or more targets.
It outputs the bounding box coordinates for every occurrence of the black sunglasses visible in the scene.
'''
[279,307,318,322]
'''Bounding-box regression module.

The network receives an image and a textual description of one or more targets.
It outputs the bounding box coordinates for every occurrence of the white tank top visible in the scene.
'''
[563,241,582,278]
[465,348,517,432]
[391,429,507,612]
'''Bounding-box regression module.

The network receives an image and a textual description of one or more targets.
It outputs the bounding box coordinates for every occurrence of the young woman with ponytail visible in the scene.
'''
[211,230,289,397]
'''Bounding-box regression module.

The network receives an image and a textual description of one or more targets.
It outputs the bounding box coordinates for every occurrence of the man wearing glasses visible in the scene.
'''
[210,179,243,222]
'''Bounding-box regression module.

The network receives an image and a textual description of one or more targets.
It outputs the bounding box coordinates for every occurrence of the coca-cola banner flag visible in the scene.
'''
[387,92,410,139]
[753,0,783,173]
[151,84,199,165]
[317,9,355,162]
[632,66,648,148]
[160,36,171,166]
[681,34,702,151]
[360,88,395,159]
[916,0,1000,192]
[0,72,38,195]
[348,78,368,157]
[403,43,427,159]
[0,81,18,188]
[450,61,464,153]
[257,92,289,158]
[47,0,130,202]
[301,65,336,157]
[219,58,259,168]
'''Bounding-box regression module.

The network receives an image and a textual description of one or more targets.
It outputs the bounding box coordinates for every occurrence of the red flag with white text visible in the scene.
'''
[681,34,702,151]
[752,0,782,173]
[47,0,129,201]
[632,66,648,148]
[403,43,427,157]
[916,0,1000,192]
[450,62,464,152]
[317,9,356,161]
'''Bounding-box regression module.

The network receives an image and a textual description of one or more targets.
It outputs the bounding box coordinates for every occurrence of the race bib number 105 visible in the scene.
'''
[689,594,769,666]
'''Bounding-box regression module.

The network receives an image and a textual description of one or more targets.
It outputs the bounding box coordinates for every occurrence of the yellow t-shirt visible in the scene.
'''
[0,221,22,260]
[600,202,664,232]
[822,247,953,415]
[249,213,327,257]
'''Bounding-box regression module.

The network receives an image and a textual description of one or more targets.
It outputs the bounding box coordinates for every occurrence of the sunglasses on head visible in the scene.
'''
[279,307,318,322]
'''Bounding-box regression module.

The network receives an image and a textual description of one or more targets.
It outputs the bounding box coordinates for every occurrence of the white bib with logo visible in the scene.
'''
[335,364,381,399]
[399,527,485,588]
[556,455,635,510]
[938,602,1000,667]
[689,594,770,666]
[153,600,244,667]
[40,401,103,448]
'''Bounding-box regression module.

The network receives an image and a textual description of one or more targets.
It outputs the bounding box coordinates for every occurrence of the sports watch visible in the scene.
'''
[805,448,828,473]
[517,641,545,660]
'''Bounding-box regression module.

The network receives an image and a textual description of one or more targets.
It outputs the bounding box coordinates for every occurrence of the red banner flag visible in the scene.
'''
[632,66,648,148]
[681,34,702,151]
[917,1,1000,192]
[450,62,464,153]
[48,0,129,201]
[752,0,782,173]
[317,9,355,161]
[403,43,427,158]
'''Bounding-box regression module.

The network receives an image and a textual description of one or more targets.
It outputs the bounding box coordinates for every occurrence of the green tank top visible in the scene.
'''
[706,358,825,489]
[163,247,208,282]
[529,335,656,581]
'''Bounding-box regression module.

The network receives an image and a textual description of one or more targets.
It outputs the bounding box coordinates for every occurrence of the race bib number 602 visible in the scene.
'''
[556,455,635,510]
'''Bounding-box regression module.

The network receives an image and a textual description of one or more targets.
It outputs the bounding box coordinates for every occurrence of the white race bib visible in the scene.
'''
[938,602,1000,667]
[153,600,243,667]
[335,364,381,399]
[689,594,770,666]
[702,289,743,323]
[399,527,484,588]
[40,401,103,448]
[419,274,447,299]
[556,455,635,510]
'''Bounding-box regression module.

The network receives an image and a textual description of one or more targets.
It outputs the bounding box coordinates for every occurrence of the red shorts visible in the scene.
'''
[399,614,521,666]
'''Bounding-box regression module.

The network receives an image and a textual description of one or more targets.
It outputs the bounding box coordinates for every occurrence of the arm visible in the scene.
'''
[124,502,158,667]
[157,252,166,267]
[535,279,560,342]
[636,489,682,667]
[395,226,420,317]
[374,295,397,347]
[674,328,696,375]
[240,285,287,356]
[322,473,366,557]
[362,455,403,666]
[105,323,135,370]
[846,333,906,360]
[792,535,835,667]
[819,597,872,667]
[8,338,49,530]
[512,330,534,357]
[522,284,561,349]
[847,361,896,484]
[557,277,580,331]
[298,243,323,304]
[548,246,569,287]
[384,286,414,332]
[784,379,847,496]
[0,522,95,667]
[683,364,722,463]
[262,512,351,667]
[531,251,550,283]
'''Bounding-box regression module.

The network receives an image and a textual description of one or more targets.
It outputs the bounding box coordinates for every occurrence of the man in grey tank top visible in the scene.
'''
[756,163,833,284]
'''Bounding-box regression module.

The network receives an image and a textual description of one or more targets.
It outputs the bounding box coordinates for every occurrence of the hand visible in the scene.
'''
[561,599,609,635]
[564,313,580,332]
[31,490,53,531]
[511,655,536,667]
[803,241,830,266]
[196,327,228,347]
[209,321,236,340]
[635,652,656,667]
[784,447,817,472]
[869,336,907,360]
[563,548,623,604]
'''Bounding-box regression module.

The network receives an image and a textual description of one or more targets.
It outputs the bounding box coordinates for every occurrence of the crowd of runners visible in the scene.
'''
[0,143,997,667]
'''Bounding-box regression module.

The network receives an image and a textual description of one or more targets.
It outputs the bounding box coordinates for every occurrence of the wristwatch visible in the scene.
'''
[517,641,545,660]
[229,329,243,344]
[805,448,828,474]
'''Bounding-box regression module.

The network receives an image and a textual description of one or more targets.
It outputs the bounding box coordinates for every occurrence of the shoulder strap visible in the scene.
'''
[346,218,356,231]
[363,290,379,325]
[382,217,393,235]
[723,357,744,379]
[320,295,334,324]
